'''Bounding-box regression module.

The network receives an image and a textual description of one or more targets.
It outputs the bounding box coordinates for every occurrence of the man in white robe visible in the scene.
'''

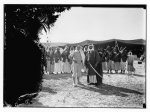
[69,45,83,87]
[79,46,85,72]
[53,47,61,74]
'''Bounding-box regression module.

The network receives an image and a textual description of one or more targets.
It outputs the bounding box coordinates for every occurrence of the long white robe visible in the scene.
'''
[80,49,85,64]
[54,50,61,74]
[69,50,74,73]
[80,49,85,72]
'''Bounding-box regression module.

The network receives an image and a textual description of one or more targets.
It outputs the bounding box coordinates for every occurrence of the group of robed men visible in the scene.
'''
[44,42,134,87]
[97,44,129,74]
[45,44,103,87]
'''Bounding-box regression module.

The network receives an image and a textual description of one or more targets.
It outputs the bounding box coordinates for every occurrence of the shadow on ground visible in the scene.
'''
[78,83,143,97]
[43,73,72,80]
[103,73,145,77]
[43,72,87,80]
[42,87,57,94]
[17,99,47,107]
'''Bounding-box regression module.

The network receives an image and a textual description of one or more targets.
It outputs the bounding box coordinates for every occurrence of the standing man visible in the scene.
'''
[101,48,107,72]
[69,46,75,73]
[61,46,71,74]
[85,44,101,86]
[80,46,85,72]
[127,51,135,75]
[61,47,68,74]
[69,45,83,87]
[113,48,121,73]
[46,47,50,75]
[105,46,114,74]
[49,47,54,74]
[120,48,127,74]
[45,47,50,75]
[54,47,61,74]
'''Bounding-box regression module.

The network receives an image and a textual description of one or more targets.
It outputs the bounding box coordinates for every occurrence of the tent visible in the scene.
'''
[67,39,146,57]
[42,39,146,57]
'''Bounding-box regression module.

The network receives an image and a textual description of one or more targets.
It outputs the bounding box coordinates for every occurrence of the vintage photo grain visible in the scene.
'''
[4,4,146,108]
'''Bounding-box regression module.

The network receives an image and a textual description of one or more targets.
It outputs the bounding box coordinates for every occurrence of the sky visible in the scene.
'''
[39,7,146,43]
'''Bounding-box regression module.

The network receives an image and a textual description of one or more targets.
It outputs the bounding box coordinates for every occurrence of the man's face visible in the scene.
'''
[89,46,94,51]
[85,46,88,50]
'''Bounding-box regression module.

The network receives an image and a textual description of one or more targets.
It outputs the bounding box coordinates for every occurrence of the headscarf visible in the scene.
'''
[88,44,94,52]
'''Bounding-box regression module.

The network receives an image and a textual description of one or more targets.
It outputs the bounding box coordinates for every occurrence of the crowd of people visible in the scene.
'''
[44,43,138,87]
[97,44,135,74]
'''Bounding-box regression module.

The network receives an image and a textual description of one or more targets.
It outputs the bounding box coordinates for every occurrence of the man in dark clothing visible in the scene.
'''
[120,49,128,73]
[113,48,121,73]
[105,46,114,74]
[101,49,107,72]
[61,46,70,73]
[85,44,101,86]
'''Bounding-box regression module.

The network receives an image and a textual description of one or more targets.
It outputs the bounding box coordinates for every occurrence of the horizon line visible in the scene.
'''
[41,38,145,44]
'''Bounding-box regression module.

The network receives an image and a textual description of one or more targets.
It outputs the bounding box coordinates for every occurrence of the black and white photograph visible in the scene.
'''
[3,4,147,109]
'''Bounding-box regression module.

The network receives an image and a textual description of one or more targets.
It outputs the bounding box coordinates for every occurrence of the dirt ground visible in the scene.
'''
[18,61,145,108]
[20,70,145,108]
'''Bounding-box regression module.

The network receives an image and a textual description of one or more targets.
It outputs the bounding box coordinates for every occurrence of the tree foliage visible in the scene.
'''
[4,5,70,106]
[5,5,70,41]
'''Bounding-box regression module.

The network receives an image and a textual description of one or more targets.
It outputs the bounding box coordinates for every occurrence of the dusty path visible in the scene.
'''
[26,72,145,108]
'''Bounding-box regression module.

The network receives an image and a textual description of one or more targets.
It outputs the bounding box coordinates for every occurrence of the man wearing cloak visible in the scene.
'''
[85,44,101,85]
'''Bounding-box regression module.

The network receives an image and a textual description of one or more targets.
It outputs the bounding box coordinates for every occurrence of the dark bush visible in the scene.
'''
[4,25,45,106]
[4,5,70,106]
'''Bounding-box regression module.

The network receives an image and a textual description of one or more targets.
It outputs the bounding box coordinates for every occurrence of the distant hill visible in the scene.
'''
[116,39,146,45]
[67,39,146,46]
[42,39,146,47]
[42,42,68,47]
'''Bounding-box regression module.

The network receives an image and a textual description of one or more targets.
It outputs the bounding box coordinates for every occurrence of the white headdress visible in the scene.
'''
[88,44,94,52]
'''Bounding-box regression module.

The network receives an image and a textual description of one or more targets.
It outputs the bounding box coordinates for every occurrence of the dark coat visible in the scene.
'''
[46,51,50,61]
[113,52,121,62]
[96,52,103,84]
[54,50,61,63]
[50,50,54,64]
[85,50,100,76]
[61,50,69,62]
[121,52,128,62]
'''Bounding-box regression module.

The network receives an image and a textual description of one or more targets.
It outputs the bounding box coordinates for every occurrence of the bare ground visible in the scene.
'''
[21,70,145,108]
